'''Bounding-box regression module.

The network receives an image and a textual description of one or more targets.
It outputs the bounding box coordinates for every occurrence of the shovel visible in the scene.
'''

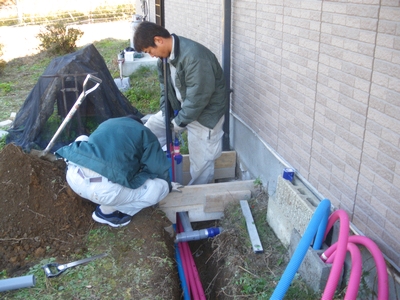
[42,253,107,278]
[31,74,102,160]
[114,50,130,92]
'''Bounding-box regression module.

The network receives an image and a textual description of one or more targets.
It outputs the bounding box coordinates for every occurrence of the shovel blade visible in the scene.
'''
[29,149,57,162]
[114,77,130,92]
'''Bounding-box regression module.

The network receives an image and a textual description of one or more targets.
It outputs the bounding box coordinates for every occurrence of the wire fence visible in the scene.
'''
[0,0,136,27]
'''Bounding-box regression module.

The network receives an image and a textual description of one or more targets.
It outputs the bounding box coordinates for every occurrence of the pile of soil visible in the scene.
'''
[0,143,97,275]
[0,144,176,278]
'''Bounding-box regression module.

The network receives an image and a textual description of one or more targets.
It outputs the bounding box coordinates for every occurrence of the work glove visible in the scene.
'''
[171,119,186,134]
[171,182,184,193]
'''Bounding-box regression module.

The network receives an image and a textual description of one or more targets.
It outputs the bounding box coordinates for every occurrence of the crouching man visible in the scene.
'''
[56,115,172,228]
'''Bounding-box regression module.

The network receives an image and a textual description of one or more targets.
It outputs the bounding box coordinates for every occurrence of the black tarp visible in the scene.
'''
[7,44,143,152]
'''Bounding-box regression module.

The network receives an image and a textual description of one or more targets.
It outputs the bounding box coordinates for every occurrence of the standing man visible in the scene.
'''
[134,21,228,185]
[56,115,172,227]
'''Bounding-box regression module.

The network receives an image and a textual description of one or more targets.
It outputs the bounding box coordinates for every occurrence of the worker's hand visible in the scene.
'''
[171,182,184,193]
[171,119,186,134]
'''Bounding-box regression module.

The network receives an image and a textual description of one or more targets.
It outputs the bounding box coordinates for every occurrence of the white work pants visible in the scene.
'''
[145,111,224,185]
[66,163,169,216]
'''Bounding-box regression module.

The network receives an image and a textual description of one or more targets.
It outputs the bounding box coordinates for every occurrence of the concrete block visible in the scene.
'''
[121,53,157,76]
[289,228,332,292]
[267,175,321,247]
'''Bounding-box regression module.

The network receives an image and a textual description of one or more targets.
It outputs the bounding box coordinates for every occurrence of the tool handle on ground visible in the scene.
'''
[42,253,107,278]
[42,263,62,278]
[41,74,102,155]
[61,253,107,270]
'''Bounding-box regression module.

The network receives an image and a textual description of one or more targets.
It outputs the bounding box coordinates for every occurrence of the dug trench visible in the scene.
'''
[0,143,289,299]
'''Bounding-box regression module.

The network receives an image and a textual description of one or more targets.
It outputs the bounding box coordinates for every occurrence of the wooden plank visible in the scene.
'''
[215,151,236,169]
[204,190,251,213]
[159,180,256,223]
[240,200,264,253]
[181,151,236,184]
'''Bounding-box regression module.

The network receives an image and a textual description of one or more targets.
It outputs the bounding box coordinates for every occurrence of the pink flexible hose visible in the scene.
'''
[176,214,198,299]
[321,235,389,300]
[321,210,350,300]
[323,242,362,300]
[176,214,206,300]
[184,241,206,299]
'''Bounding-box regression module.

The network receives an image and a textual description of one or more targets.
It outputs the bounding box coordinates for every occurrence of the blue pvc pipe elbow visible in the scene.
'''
[175,227,224,243]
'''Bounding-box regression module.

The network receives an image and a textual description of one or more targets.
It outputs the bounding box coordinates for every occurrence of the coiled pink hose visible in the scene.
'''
[321,210,350,300]
[321,235,389,300]
[323,242,362,300]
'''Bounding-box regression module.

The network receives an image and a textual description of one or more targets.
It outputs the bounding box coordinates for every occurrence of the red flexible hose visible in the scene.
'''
[176,213,206,300]
[321,210,350,300]
[322,235,389,300]
[323,242,362,300]
[176,215,193,297]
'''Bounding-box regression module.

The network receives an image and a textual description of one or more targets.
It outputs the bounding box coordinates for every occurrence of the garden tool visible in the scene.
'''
[114,50,130,92]
[42,253,107,278]
[30,74,102,160]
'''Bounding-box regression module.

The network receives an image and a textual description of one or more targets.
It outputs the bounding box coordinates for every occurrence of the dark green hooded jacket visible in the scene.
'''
[56,117,171,190]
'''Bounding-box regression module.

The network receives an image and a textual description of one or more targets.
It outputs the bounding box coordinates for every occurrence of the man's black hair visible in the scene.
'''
[133,21,170,52]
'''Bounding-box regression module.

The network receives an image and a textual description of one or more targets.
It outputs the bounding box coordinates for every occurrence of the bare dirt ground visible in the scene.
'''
[0,144,96,274]
[0,143,180,299]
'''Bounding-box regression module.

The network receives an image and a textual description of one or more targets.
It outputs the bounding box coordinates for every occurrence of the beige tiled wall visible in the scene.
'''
[157,0,400,269]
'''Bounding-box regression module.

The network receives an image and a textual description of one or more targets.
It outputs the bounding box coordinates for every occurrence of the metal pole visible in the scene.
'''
[163,58,174,179]
[222,0,232,151]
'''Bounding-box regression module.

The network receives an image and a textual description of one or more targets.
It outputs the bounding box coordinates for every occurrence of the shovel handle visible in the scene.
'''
[42,263,63,278]
[41,74,102,156]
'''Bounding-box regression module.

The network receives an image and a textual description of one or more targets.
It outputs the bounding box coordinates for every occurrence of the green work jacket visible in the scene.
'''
[56,117,171,190]
[158,35,228,129]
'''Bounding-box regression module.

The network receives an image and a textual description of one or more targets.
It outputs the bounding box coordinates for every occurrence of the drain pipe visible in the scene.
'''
[175,212,223,243]
[0,275,36,292]
[222,0,231,151]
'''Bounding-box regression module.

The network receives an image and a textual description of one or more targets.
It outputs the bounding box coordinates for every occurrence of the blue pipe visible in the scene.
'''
[173,224,190,300]
[175,243,190,300]
[270,199,331,300]
[313,203,330,250]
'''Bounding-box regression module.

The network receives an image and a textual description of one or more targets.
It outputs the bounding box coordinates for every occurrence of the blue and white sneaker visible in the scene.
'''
[92,206,132,228]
